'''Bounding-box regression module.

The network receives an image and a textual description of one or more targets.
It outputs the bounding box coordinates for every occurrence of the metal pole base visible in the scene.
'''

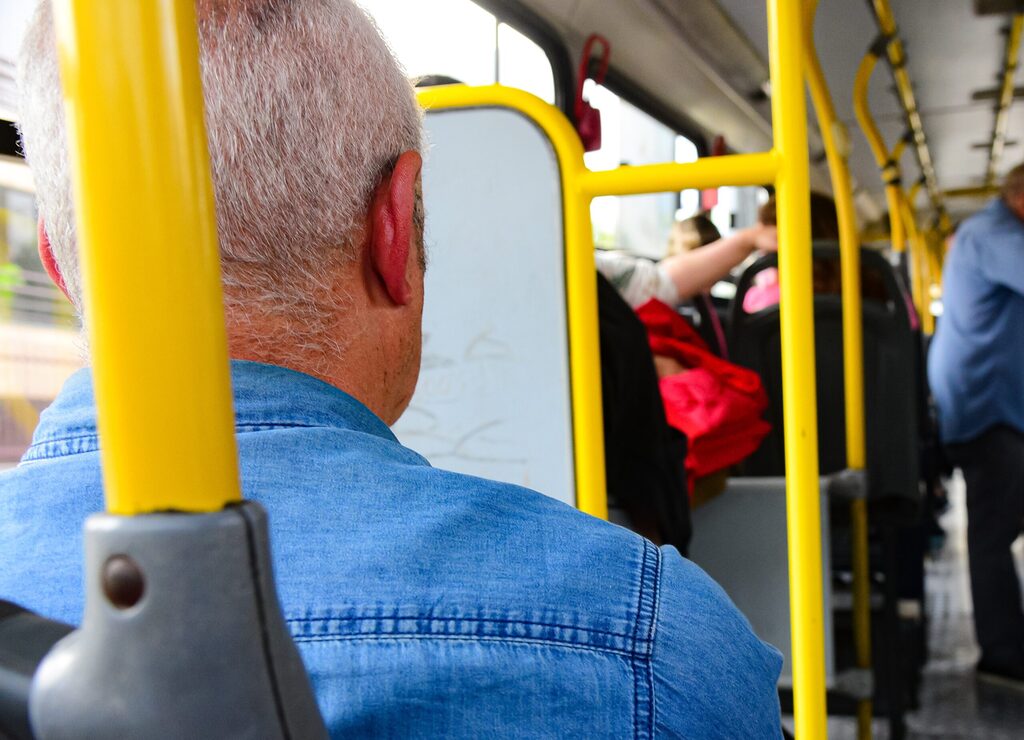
[30,502,326,739]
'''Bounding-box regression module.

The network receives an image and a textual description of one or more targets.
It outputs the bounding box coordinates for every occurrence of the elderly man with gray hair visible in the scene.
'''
[0,0,784,736]
[929,162,1024,688]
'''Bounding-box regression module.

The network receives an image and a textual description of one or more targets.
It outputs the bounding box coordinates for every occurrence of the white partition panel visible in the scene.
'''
[392,107,576,505]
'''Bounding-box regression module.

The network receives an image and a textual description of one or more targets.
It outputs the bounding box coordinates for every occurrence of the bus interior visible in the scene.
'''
[1,0,1024,738]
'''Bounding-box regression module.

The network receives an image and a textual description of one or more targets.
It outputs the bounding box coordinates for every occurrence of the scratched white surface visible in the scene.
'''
[392,107,576,505]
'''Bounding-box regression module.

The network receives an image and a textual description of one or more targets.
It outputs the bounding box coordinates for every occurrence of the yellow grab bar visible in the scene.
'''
[986,14,1024,186]
[869,0,944,217]
[854,52,905,255]
[53,0,241,515]
[803,0,872,736]
[580,152,778,196]
[898,195,936,334]
[768,1,827,736]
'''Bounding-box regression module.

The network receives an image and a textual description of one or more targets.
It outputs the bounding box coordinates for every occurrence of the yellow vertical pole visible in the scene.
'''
[769,1,828,736]
[899,195,934,334]
[803,1,872,736]
[563,161,608,522]
[926,231,944,300]
[53,0,241,515]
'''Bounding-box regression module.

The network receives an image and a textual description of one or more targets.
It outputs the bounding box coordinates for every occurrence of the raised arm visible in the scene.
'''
[658,223,777,300]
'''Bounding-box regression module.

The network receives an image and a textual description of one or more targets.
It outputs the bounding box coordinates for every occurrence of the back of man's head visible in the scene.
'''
[18,0,423,349]
[1002,162,1024,214]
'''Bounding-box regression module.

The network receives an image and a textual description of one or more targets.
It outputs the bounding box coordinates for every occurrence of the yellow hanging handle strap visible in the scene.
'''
[53,0,242,515]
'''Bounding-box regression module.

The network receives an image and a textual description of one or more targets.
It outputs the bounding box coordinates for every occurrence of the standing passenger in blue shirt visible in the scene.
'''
[929,163,1024,686]
[2,0,783,736]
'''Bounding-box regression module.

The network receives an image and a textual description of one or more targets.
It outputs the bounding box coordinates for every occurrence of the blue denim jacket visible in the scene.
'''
[0,360,782,738]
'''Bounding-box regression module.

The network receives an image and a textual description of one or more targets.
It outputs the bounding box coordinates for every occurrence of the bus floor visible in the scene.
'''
[786,472,1024,739]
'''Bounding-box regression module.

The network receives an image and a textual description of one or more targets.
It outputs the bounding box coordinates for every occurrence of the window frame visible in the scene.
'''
[473,0,575,112]
[586,63,709,158]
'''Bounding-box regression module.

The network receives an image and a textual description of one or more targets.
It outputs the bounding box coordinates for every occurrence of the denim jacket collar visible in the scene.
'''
[23,359,397,462]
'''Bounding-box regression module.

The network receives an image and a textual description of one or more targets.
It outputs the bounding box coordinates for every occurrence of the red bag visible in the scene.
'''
[636,299,771,488]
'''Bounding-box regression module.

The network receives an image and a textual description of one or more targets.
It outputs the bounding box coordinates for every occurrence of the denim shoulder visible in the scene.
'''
[651,549,784,739]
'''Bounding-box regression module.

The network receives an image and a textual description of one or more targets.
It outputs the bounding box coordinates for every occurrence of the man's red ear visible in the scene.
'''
[369,151,422,306]
[38,218,70,300]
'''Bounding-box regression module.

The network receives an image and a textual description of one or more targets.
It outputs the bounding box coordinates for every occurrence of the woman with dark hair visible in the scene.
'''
[743,192,840,312]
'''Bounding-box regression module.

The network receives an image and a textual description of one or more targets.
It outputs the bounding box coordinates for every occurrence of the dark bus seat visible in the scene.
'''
[598,275,692,553]
[727,244,921,506]
[0,600,73,739]
[678,293,728,358]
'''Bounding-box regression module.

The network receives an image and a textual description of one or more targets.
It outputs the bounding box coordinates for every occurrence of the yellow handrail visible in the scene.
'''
[986,14,1024,187]
[899,196,936,335]
[869,0,945,217]
[803,1,873,736]
[419,83,609,520]
[944,185,999,199]
[53,0,241,515]
[581,152,779,195]
[854,53,904,255]
[769,2,827,731]
[854,49,940,335]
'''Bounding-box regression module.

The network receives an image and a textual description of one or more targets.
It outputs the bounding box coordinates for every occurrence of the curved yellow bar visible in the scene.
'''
[986,14,1023,185]
[418,84,607,520]
[870,0,944,217]
[803,0,866,471]
[900,196,936,335]
[803,1,872,735]
[854,53,905,255]
[53,0,241,515]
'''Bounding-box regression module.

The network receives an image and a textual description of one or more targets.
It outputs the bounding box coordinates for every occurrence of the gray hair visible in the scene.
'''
[1002,161,1024,202]
[17,0,423,355]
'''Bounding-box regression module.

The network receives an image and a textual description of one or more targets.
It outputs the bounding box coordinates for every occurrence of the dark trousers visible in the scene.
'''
[947,425,1024,665]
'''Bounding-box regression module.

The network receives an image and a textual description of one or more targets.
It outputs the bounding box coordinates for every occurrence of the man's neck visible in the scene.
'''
[227,329,394,426]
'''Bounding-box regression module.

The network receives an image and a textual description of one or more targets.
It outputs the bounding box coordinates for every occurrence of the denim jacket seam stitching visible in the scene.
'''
[630,541,650,739]
[645,545,661,651]
[631,540,659,740]
[287,619,634,654]
[24,430,96,447]
[289,632,636,657]
[21,423,320,460]
[23,436,99,462]
[22,421,384,461]
[644,545,662,739]
[286,615,631,640]
[630,541,650,652]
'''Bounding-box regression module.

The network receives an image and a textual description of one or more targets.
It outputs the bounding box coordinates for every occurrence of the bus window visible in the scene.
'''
[585,82,701,259]
[0,158,82,469]
[359,0,556,104]
[497,22,555,103]
[709,185,767,238]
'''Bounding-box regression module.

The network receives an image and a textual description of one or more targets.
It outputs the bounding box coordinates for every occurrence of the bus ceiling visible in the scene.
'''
[500,0,1024,223]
